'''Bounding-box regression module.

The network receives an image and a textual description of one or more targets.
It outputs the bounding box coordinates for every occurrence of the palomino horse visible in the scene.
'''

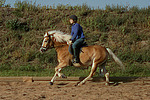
[40,30,125,86]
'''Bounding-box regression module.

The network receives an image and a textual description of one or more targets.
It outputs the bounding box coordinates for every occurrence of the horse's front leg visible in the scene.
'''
[50,63,67,85]
[49,72,57,85]
[56,68,67,78]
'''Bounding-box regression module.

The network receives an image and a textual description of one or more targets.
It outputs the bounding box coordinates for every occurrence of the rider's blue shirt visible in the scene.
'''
[71,23,85,42]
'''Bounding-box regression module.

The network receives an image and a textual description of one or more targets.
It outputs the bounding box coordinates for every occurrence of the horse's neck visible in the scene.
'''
[52,37,69,53]
[54,42,69,55]
[53,41,68,48]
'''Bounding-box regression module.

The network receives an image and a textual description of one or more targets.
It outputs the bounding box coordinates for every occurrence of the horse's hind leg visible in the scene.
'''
[77,61,97,86]
[99,62,108,77]
[99,63,106,77]
[99,62,109,85]
[105,72,109,86]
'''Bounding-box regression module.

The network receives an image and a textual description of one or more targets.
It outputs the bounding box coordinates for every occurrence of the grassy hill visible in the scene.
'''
[0,1,150,76]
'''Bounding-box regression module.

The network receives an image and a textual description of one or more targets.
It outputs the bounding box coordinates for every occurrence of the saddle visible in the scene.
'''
[68,42,88,56]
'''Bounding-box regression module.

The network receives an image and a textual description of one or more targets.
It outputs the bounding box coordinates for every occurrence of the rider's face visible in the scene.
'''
[69,19,74,24]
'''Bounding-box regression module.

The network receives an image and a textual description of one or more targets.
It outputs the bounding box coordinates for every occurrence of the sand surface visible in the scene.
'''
[0,79,149,100]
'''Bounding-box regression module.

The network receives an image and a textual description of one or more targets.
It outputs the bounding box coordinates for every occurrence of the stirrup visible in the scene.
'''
[74,60,80,63]
[72,58,80,64]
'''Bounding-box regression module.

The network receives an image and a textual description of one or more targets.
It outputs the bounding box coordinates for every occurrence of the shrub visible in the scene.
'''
[24,51,36,62]
[129,6,140,14]
[118,47,150,63]
[6,18,20,30]
[0,12,2,24]
[0,63,12,71]
[105,4,127,13]
[129,33,142,42]
[110,15,127,27]
[5,18,29,31]
[12,9,24,17]
[56,4,66,10]
[100,32,108,42]
[95,13,110,32]
[15,65,42,71]
[77,4,91,16]
[148,16,150,27]
[119,26,130,35]
[14,0,40,12]
[36,49,57,66]
[125,62,150,76]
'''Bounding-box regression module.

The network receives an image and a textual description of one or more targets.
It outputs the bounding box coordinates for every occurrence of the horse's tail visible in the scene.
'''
[106,48,125,70]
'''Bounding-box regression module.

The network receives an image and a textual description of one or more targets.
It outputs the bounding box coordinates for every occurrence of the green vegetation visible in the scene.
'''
[0,1,150,77]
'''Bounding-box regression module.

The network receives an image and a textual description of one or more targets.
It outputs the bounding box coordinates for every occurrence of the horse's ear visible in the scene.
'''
[47,32,49,36]
[43,32,48,36]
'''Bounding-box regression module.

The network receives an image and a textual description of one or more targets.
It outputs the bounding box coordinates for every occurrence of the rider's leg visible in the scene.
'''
[72,38,84,63]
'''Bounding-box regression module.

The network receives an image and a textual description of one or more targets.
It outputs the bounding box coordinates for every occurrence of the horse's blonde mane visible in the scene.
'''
[47,30,71,42]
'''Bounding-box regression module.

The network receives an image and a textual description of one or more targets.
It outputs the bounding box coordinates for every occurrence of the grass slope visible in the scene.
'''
[0,1,150,77]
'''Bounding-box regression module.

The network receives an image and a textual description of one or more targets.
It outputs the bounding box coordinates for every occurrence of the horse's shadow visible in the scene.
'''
[79,77,139,86]
[56,77,140,86]
[57,83,69,86]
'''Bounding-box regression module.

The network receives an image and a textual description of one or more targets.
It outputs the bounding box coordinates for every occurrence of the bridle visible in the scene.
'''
[41,35,53,50]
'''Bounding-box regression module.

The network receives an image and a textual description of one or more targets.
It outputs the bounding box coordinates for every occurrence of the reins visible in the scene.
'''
[51,42,66,49]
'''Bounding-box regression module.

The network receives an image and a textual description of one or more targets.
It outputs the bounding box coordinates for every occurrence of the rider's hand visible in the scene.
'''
[68,40,72,45]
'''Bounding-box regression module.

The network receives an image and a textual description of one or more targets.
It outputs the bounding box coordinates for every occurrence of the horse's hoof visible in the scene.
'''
[105,82,109,86]
[49,82,53,85]
[75,82,80,87]
[75,82,85,86]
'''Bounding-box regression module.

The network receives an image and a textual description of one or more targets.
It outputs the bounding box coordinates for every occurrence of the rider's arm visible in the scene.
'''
[71,24,79,42]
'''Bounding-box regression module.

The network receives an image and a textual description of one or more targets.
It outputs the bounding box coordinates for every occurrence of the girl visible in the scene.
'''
[68,15,85,64]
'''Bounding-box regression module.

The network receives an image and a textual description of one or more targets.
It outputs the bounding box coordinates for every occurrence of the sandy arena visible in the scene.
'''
[0,77,150,100]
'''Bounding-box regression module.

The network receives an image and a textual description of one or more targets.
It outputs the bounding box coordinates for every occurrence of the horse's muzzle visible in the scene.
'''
[40,47,47,53]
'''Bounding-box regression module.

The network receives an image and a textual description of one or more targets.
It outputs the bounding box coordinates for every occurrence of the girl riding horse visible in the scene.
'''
[68,15,85,65]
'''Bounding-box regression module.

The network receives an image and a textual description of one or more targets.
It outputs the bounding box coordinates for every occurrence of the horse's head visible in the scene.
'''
[40,32,54,53]
[40,30,72,53]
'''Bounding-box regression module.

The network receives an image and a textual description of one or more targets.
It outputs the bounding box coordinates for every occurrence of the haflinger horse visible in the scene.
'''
[40,30,125,86]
